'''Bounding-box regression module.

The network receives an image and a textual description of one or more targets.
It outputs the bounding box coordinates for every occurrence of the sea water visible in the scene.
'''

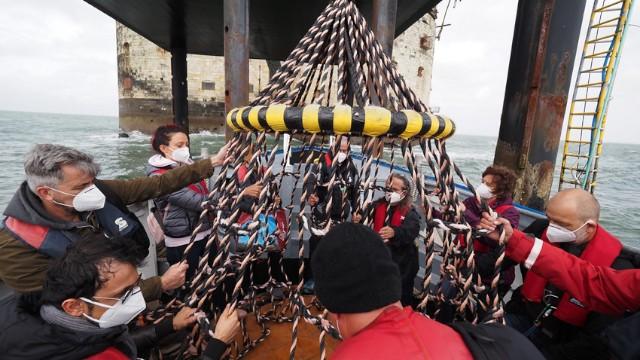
[0,110,637,247]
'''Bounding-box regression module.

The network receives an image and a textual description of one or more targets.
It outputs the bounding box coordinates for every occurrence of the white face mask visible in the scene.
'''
[546,221,592,243]
[385,191,404,205]
[476,183,494,200]
[48,184,106,212]
[171,146,191,164]
[81,287,146,328]
[336,151,348,164]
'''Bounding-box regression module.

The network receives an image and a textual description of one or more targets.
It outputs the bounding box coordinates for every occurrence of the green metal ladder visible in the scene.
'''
[559,0,634,193]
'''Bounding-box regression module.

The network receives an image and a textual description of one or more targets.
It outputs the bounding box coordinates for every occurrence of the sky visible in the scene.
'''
[430,0,640,144]
[0,0,638,143]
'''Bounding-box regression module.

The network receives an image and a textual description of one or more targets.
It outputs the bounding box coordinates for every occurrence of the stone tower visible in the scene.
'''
[116,14,436,133]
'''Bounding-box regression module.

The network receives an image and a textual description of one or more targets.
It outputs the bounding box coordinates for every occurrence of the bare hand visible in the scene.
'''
[379,226,395,240]
[213,305,241,344]
[477,213,514,244]
[161,261,188,292]
[308,193,319,207]
[352,212,362,223]
[173,306,197,331]
[241,183,262,198]
[210,143,230,167]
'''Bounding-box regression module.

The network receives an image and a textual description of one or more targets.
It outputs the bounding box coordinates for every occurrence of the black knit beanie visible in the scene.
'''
[311,222,401,313]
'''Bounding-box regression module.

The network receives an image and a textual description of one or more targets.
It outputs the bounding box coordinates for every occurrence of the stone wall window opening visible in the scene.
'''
[417,66,424,77]
[202,81,216,91]
[419,35,432,50]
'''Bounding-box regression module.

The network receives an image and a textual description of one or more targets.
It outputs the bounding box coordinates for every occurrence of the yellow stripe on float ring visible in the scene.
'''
[363,106,391,136]
[235,106,251,131]
[248,106,265,131]
[302,104,321,133]
[400,109,422,139]
[265,104,288,132]
[226,110,239,131]
[424,114,440,138]
[333,104,352,134]
[437,117,454,139]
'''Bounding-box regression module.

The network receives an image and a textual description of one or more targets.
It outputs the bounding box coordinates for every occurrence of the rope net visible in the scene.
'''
[154,0,506,358]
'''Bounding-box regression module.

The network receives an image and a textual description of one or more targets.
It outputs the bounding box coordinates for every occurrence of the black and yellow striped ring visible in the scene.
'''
[226,104,455,140]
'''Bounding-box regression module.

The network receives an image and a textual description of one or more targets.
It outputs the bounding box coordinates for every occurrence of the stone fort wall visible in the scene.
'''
[116,13,436,133]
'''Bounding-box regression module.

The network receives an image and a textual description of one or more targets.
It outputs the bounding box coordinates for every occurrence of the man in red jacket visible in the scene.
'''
[479,214,640,315]
[312,222,474,360]
[479,213,640,360]
[477,188,634,360]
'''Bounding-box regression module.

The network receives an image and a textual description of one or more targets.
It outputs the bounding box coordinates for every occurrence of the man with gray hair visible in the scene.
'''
[0,143,228,301]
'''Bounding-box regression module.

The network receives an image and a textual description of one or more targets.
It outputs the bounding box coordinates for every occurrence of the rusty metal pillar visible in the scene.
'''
[371,0,398,56]
[171,47,188,129]
[494,0,587,210]
[224,0,249,141]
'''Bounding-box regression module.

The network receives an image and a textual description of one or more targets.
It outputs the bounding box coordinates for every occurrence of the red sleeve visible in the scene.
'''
[506,230,640,315]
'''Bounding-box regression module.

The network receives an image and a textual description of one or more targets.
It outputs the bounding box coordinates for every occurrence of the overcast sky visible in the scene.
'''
[0,0,638,143]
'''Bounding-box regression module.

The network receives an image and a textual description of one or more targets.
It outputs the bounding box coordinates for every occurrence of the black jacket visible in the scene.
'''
[310,153,359,223]
[0,293,228,360]
[0,294,135,360]
[384,204,421,278]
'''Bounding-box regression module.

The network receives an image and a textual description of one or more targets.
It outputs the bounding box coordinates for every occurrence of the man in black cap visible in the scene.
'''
[311,222,473,359]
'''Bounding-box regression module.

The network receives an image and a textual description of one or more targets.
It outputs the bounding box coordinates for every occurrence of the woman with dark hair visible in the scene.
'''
[354,173,421,307]
[464,165,520,294]
[147,125,212,280]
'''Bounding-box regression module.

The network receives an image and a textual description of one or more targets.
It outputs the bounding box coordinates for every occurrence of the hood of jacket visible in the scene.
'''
[3,182,76,230]
[0,293,134,360]
[146,154,178,176]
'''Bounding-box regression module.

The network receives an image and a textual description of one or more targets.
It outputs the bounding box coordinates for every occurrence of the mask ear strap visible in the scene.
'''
[80,297,115,309]
[46,186,75,197]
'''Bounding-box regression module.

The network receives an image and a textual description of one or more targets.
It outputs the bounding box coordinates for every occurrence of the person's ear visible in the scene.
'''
[585,220,597,237]
[61,298,88,317]
[158,144,171,156]
[36,186,54,201]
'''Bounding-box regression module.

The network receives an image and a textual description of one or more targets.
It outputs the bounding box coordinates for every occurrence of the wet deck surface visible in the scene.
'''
[239,296,339,360]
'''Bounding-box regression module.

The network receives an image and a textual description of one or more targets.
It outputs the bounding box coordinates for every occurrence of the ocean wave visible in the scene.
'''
[190,131,224,137]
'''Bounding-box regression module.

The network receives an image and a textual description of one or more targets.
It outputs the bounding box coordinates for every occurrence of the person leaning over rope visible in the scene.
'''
[353,173,420,307]
[463,166,520,295]
[147,125,237,281]
[431,166,520,297]
[478,213,640,360]
[478,189,635,360]
[312,223,545,360]
[0,234,241,360]
[304,137,359,294]
[0,143,229,301]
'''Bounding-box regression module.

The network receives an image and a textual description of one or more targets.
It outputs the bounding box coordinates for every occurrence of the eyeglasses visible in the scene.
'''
[386,187,406,193]
[93,274,143,305]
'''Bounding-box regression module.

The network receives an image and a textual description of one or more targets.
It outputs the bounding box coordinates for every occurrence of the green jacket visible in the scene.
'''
[0,159,214,300]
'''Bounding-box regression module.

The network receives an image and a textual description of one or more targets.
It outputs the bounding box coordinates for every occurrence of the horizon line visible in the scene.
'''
[1,108,638,146]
